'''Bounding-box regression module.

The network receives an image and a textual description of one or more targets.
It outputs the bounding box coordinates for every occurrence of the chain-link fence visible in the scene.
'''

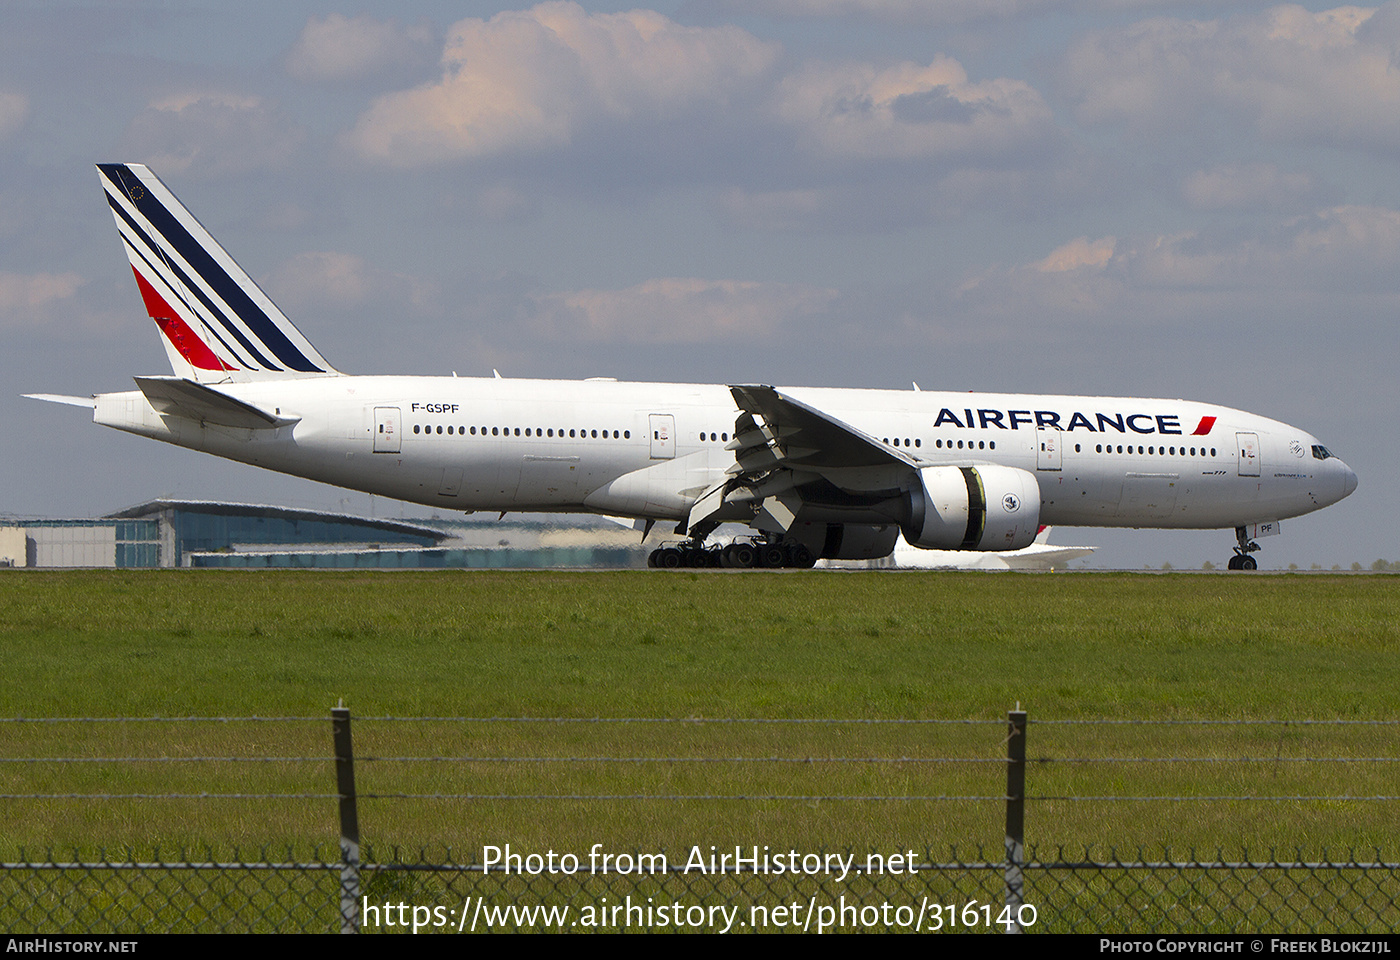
[3,711,1397,933]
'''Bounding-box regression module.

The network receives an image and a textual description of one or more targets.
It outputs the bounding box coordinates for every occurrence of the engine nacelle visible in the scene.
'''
[818,523,900,560]
[903,464,1041,551]
[780,521,900,560]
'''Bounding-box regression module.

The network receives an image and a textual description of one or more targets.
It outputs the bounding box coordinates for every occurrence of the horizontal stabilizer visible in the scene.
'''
[24,393,96,409]
[134,377,298,429]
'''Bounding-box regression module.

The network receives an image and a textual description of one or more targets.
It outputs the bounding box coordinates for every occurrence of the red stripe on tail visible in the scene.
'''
[132,268,234,371]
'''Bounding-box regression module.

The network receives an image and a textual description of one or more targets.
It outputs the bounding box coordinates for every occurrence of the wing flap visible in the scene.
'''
[729,385,916,470]
[686,385,925,538]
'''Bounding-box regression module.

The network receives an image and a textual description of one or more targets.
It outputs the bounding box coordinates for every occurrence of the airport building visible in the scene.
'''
[0,499,649,569]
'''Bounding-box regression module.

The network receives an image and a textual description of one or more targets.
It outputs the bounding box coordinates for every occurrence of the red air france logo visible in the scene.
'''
[1191,416,1217,436]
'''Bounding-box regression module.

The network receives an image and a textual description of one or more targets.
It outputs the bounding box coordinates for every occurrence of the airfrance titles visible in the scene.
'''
[930,408,1214,436]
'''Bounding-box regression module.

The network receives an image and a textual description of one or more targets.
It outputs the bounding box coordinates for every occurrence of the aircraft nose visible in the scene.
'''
[1340,460,1358,499]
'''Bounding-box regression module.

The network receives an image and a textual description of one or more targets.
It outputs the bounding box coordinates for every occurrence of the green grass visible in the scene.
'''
[3,569,1396,718]
[1,570,1397,931]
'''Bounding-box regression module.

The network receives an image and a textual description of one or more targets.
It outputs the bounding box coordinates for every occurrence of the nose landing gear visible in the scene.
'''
[1227,526,1259,570]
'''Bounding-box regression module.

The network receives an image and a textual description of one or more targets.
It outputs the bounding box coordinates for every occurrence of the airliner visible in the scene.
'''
[27,164,1357,570]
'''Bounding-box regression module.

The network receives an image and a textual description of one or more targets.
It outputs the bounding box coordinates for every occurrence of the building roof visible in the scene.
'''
[103,498,452,544]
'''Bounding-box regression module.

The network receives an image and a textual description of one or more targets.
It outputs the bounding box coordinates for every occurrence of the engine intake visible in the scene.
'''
[903,464,1041,551]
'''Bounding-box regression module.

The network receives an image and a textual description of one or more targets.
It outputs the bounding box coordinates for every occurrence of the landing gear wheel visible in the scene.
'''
[760,544,786,568]
[723,542,757,568]
[1229,525,1261,571]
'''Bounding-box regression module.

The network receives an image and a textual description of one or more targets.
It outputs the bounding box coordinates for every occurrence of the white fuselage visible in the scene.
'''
[92,375,1357,534]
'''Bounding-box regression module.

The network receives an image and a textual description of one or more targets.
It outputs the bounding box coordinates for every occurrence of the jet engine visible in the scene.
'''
[903,464,1041,551]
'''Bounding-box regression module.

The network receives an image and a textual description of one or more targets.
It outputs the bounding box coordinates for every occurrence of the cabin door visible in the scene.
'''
[649,414,675,460]
[373,407,401,453]
[1036,427,1062,471]
[1236,432,1260,477]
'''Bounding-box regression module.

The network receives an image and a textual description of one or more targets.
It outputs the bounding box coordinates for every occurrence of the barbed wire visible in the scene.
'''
[4,715,1395,725]
[4,754,1396,764]
[0,793,339,800]
[0,716,324,723]
[0,756,330,763]
[0,716,1001,725]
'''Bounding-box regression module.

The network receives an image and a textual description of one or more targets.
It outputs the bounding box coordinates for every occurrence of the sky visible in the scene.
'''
[2,0,1394,569]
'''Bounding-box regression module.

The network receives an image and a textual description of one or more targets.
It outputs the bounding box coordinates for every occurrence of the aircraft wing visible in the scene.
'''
[688,384,919,536]
[727,384,916,471]
[134,377,299,429]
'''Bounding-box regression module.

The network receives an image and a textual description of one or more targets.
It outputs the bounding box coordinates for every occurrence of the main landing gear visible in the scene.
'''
[1227,526,1259,571]
[647,537,817,569]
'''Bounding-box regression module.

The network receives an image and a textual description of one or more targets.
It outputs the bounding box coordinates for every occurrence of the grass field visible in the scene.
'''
[1,569,1397,931]
[1,569,1395,849]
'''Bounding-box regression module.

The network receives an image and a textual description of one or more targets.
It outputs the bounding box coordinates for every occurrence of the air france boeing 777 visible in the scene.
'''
[27,164,1357,569]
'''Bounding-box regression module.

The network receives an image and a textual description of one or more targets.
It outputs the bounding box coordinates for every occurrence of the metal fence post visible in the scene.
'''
[1004,706,1027,934]
[332,702,361,933]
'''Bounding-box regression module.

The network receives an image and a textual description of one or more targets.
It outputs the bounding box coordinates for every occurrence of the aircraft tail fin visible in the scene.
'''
[97,163,339,382]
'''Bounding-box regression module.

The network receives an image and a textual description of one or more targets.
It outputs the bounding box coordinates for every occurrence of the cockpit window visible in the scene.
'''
[1311,445,1334,460]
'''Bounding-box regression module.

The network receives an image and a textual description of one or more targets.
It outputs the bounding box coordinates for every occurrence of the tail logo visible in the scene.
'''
[98,163,336,381]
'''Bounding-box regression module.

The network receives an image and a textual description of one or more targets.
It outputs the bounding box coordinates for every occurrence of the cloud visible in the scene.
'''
[690,0,1172,27]
[1033,236,1117,272]
[0,271,83,330]
[338,1,1064,224]
[774,56,1054,161]
[1180,163,1321,211]
[346,1,779,165]
[1062,4,1400,154]
[0,91,31,142]
[116,94,305,178]
[958,204,1400,323]
[522,277,838,344]
[264,251,438,314]
[284,13,435,83]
